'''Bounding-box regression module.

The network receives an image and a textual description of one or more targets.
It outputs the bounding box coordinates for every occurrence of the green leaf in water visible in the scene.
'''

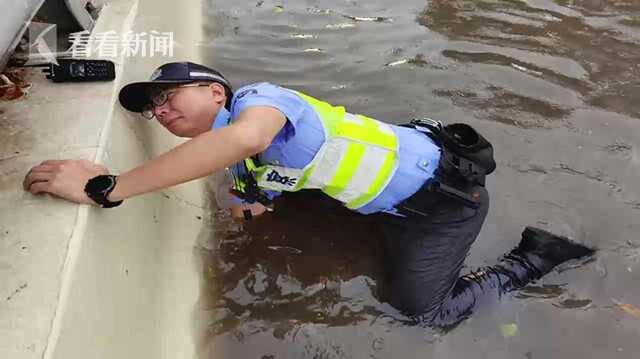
[621,16,640,28]
[500,323,519,337]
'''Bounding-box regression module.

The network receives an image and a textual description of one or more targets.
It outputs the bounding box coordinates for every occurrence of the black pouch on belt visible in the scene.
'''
[437,123,496,186]
[397,120,496,213]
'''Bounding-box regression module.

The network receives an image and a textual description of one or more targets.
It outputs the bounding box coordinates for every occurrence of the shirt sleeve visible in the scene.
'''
[231,83,306,144]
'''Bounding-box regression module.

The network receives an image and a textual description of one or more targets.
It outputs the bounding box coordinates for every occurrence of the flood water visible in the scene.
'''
[195,1,640,358]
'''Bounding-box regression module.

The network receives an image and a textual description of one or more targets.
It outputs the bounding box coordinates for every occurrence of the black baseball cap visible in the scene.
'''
[118,61,232,113]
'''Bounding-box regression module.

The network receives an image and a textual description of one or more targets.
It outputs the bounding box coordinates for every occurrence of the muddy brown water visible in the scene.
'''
[195,1,640,358]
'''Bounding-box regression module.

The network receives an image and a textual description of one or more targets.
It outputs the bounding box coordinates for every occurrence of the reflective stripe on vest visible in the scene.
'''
[241,90,399,210]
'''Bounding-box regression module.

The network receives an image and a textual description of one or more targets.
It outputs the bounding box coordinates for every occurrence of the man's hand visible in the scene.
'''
[23,159,109,205]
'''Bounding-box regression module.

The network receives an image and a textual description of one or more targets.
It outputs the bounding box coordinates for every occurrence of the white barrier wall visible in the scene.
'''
[0,0,45,69]
[0,1,210,358]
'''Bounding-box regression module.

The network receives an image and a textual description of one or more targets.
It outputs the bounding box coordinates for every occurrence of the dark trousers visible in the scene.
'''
[378,182,492,324]
[379,181,551,328]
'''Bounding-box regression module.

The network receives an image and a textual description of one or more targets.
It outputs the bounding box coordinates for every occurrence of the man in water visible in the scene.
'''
[23,62,594,327]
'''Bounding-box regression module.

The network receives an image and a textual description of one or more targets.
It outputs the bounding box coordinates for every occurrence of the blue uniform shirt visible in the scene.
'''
[212,82,441,215]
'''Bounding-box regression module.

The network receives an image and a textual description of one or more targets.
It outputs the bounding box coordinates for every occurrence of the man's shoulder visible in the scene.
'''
[233,82,290,100]
[231,83,306,115]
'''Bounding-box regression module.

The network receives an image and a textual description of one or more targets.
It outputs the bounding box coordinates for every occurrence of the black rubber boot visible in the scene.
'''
[424,227,595,329]
[426,227,596,328]
[419,227,595,330]
[508,226,596,276]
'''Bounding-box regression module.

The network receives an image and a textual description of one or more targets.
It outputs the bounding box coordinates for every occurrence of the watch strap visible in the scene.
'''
[84,175,123,208]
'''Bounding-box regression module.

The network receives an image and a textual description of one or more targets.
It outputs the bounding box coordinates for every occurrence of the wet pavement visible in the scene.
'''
[195,1,640,358]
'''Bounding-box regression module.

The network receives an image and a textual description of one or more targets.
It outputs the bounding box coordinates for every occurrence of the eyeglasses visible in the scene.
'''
[141,83,212,119]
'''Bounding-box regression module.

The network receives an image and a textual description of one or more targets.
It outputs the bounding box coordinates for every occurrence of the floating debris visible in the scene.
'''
[274,5,284,13]
[552,298,592,309]
[267,245,302,255]
[306,7,333,15]
[290,34,316,39]
[500,323,519,337]
[620,15,640,28]
[511,63,543,76]
[408,53,429,66]
[385,59,409,67]
[511,64,527,72]
[385,54,430,67]
[612,298,640,319]
[325,23,356,29]
[602,141,632,154]
[390,47,403,55]
[330,84,348,90]
[342,15,390,22]
[303,48,324,53]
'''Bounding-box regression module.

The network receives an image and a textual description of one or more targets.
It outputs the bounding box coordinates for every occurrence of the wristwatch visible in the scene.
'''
[84,175,123,208]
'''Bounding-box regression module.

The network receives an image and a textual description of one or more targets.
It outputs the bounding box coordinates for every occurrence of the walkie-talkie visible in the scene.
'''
[42,59,115,82]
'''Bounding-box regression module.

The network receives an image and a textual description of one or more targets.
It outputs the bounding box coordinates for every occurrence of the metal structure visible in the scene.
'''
[0,0,46,70]
[0,0,106,71]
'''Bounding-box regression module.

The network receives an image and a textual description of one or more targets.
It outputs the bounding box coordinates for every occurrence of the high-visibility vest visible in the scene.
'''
[234,90,399,210]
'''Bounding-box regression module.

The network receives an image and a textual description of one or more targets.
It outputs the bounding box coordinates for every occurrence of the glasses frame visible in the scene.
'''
[141,82,212,119]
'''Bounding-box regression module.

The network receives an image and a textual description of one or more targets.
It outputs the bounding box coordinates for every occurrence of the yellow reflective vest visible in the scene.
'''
[235,90,399,210]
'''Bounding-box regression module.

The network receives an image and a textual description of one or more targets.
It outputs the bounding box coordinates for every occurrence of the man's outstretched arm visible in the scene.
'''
[23,106,286,205]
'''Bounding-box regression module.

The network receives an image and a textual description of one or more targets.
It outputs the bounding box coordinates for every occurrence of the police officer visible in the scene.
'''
[23,62,594,327]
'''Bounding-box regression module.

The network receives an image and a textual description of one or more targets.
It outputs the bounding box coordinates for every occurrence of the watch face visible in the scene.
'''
[87,175,113,193]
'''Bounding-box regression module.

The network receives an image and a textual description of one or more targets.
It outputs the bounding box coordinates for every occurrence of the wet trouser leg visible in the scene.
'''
[427,254,543,327]
[379,183,545,328]
[380,182,594,328]
[379,183,490,318]
[428,226,594,328]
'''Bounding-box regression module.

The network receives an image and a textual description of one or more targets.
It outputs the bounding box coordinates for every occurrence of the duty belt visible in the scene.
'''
[394,118,486,217]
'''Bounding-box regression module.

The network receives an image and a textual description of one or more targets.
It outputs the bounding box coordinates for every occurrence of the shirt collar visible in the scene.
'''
[211,107,231,130]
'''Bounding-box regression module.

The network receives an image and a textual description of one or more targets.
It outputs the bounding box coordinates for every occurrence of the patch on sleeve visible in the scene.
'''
[235,88,258,100]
